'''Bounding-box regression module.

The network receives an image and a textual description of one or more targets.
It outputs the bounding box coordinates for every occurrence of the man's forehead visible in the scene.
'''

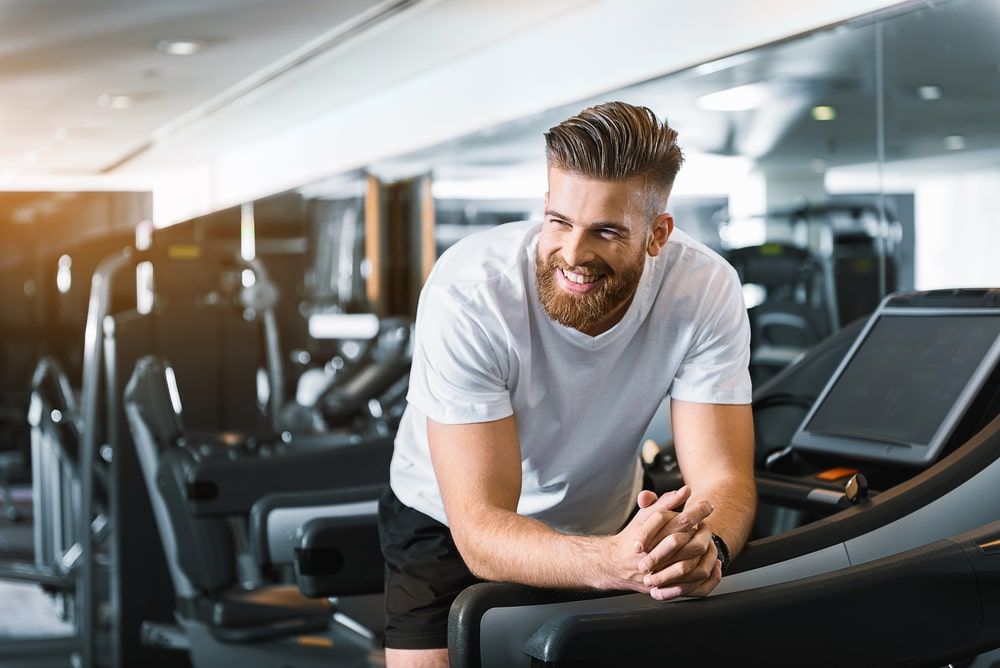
[546,169,650,224]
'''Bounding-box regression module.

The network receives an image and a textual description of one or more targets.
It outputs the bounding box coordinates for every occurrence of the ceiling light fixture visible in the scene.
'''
[157,39,205,56]
[918,85,942,101]
[944,135,966,151]
[811,106,836,121]
[98,94,133,109]
[697,83,767,112]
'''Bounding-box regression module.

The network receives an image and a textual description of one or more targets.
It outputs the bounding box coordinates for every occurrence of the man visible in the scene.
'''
[379,101,756,667]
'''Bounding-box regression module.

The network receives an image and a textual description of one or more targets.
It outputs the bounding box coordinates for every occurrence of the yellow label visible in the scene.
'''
[297,636,334,649]
[760,243,783,255]
[167,245,202,260]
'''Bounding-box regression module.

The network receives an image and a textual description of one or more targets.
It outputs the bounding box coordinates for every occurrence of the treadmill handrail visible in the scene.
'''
[524,520,1000,667]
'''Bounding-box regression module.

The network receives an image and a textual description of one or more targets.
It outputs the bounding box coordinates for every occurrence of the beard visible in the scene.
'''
[535,246,645,332]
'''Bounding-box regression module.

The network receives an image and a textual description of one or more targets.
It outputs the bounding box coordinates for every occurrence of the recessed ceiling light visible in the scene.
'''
[918,85,942,101]
[944,135,966,151]
[98,94,133,109]
[157,39,205,56]
[811,106,836,121]
[697,83,766,112]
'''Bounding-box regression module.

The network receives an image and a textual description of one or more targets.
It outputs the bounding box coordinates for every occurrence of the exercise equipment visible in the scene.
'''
[124,356,388,667]
[448,288,1000,667]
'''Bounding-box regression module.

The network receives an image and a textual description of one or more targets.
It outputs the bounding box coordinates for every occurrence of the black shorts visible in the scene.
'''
[377,488,482,650]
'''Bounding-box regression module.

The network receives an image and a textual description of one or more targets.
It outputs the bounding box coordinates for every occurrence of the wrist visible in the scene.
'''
[582,535,626,590]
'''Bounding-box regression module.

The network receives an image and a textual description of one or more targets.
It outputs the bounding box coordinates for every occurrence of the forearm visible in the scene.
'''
[452,507,623,590]
[687,474,756,557]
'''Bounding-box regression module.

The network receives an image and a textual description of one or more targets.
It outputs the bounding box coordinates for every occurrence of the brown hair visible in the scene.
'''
[544,101,684,213]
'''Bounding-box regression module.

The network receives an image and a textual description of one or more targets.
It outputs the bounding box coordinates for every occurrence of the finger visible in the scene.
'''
[655,499,714,538]
[632,487,691,550]
[643,538,717,588]
[636,490,658,509]
[639,524,711,573]
[649,558,721,601]
[686,560,723,598]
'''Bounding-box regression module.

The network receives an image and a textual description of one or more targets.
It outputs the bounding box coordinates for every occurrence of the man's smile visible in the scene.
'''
[556,267,607,294]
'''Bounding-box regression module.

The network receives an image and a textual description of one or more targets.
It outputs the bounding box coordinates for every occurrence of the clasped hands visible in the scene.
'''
[608,485,721,601]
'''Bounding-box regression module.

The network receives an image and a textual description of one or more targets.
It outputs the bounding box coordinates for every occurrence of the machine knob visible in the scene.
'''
[843,473,869,504]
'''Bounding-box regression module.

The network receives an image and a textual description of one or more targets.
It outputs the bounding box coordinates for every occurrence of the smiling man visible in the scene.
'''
[379,101,756,667]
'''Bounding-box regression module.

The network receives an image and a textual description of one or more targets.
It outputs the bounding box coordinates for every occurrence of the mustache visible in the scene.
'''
[544,255,613,276]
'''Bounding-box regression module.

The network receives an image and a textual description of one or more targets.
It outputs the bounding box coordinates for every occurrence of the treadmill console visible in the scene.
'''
[791,289,1000,467]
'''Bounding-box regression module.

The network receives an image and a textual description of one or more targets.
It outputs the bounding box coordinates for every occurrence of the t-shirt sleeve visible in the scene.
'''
[669,266,752,404]
[406,285,513,424]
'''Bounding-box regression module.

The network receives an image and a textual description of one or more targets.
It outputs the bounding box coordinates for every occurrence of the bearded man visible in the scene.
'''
[378,101,756,667]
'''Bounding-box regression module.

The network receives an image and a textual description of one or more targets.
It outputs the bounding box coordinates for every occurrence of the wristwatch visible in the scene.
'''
[711,533,730,575]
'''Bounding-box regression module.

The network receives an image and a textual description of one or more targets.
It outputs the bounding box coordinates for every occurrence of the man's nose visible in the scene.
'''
[561,229,595,268]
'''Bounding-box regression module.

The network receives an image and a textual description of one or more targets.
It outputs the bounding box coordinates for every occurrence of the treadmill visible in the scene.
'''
[449,288,1000,667]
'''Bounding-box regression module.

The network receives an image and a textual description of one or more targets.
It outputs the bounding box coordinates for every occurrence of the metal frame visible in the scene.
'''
[77,248,133,668]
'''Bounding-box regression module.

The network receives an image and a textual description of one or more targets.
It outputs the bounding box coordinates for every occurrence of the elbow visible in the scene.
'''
[451,525,500,581]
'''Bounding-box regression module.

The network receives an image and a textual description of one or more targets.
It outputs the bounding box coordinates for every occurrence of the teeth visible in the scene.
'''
[561,268,602,285]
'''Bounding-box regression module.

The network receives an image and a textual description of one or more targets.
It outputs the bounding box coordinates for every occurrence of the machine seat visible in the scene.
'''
[180,585,332,642]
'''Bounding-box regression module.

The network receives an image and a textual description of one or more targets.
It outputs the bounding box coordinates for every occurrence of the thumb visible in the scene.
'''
[636,490,658,509]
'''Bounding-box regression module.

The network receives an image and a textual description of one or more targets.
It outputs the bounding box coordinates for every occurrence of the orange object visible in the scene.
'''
[816,467,858,481]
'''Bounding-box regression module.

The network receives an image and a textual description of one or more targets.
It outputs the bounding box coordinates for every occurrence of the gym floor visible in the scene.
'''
[0,581,74,668]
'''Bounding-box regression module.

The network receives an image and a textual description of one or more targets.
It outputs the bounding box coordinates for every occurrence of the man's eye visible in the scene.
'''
[598,228,620,239]
[550,219,571,228]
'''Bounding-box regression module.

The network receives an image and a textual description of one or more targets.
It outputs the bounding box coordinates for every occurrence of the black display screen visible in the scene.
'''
[804,314,1000,447]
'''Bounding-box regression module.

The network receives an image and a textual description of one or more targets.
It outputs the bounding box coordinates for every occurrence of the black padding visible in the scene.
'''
[449,585,630,668]
[156,451,236,594]
[125,356,236,595]
[295,511,385,597]
[525,526,1000,667]
[184,436,393,516]
[249,483,387,566]
[177,594,330,642]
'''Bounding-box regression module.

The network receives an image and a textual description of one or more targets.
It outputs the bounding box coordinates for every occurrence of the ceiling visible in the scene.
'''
[0,0,393,175]
[364,0,1000,190]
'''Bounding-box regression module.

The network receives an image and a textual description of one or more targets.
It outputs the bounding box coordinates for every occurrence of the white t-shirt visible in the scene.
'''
[391,221,751,535]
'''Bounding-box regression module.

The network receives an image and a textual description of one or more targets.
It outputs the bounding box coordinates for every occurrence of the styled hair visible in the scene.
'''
[544,101,684,212]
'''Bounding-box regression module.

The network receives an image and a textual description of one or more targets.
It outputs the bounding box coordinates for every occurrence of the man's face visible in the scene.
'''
[535,168,672,335]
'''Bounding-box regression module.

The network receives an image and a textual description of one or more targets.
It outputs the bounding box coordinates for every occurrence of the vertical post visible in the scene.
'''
[77,249,131,668]
[420,175,436,285]
[365,174,383,315]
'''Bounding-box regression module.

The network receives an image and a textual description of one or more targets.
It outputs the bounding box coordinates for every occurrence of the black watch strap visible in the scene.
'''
[711,533,730,576]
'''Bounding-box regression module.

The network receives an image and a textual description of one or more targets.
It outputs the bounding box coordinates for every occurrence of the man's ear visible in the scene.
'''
[647,213,674,257]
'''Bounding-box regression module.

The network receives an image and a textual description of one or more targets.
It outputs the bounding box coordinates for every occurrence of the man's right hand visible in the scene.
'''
[600,486,714,593]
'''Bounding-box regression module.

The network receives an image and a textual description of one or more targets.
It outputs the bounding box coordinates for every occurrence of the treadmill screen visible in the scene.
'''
[803,314,1000,448]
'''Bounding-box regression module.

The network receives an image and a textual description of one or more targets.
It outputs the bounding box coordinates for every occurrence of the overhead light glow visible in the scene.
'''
[98,94,133,109]
[240,203,256,261]
[811,106,836,121]
[157,39,205,56]
[918,85,942,101]
[697,83,766,112]
[56,255,72,294]
[944,135,966,151]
